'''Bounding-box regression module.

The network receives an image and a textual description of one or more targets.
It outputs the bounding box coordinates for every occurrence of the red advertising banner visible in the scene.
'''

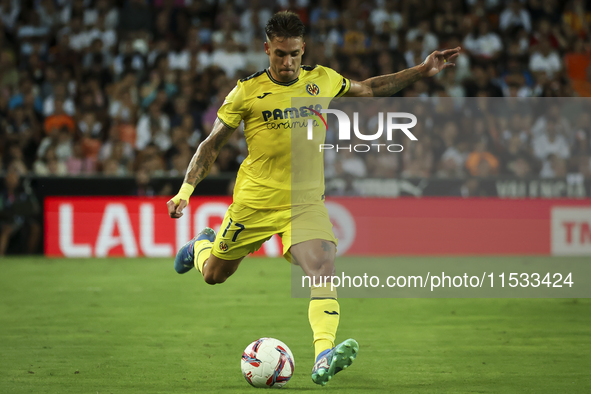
[44,197,591,257]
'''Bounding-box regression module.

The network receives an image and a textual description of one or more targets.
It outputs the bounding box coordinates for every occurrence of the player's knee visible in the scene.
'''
[203,269,229,285]
[306,254,335,278]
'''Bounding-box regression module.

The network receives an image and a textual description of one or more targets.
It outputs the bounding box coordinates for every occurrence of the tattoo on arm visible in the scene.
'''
[321,241,333,253]
[364,64,425,97]
[183,118,236,187]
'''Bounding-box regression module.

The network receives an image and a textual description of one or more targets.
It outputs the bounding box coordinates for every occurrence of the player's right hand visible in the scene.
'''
[167,183,195,219]
[167,198,187,219]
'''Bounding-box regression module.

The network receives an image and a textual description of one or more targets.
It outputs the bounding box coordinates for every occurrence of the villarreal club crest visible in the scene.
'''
[306,83,320,96]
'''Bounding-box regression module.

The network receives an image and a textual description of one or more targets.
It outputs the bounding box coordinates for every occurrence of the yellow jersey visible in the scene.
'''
[217,65,350,209]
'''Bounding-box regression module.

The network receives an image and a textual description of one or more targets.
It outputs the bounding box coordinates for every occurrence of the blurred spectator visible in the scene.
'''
[434,1,461,41]
[340,13,371,56]
[507,156,534,178]
[529,38,562,77]
[499,0,532,33]
[0,0,20,32]
[134,167,155,196]
[530,18,566,50]
[113,39,146,76]
[44,99,75,134]
[540,153,567,178]
[38,127,72,163]
[3,144,28,175]
[402,138,433,178]
[366,152,399,179]
[464,66,503,97]
[169,146,193,176]
[17,9,50,57]
[135,143,165,175]
[0,0,589,189]
[463,20,503,60]
[435,121,468,178]
[330,173,363,196]
[572,112,591,156]
[85,0,119,30]
[61,17,90,52]
[240,0,272,43]
[66,141,97,175]
[407,20,439,55]
[575,156,591,179]
[336,149,367,178]
[564,37,591,97]
[0,49,18,90]
[501,133,539,176]
[465,141,499,176]
[211,39,246,78]
[0,167,40,255]
[562,0,591,38]
[532,119,570,161]
[43,84,75,117]
[214,145,240,173]
[136,102,171,151]
[310,0,339,27]
[10,78,43,114]
[460,178,487,197]
[531,104,571,139]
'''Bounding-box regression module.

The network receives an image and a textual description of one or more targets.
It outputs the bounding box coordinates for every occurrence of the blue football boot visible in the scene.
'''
[311,338,359,386]
[174,227,216,274]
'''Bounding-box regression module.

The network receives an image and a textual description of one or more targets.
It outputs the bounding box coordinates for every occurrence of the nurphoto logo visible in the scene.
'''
[307,108,418,153]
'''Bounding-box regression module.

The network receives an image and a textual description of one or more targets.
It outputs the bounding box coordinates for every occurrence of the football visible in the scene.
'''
[241,338,295,388]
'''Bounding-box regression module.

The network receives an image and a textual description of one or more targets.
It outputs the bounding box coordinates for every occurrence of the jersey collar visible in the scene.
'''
[265,68,299,86]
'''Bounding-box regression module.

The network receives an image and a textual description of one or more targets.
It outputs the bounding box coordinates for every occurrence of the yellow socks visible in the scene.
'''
[309,285,340,358]
[194,240,213,273]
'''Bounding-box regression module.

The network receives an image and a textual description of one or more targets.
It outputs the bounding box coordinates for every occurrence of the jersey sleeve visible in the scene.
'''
[217,81,248,129]
[323,66,351,98]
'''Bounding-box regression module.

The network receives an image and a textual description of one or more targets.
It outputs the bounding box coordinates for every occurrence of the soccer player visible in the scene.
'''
[167,11,459,386]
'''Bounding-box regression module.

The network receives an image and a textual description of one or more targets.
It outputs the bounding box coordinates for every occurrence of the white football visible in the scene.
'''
[241,338,295,388]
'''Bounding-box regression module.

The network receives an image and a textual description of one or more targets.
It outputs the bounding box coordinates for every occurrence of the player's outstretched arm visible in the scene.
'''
[345,47,461,97]
[167,118,236,218]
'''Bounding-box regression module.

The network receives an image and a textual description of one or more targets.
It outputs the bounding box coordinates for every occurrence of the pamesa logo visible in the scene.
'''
[307,108,418,153]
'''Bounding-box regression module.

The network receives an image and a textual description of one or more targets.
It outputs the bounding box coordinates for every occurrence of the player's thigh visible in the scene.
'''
[285,203,337,277]
[281,203,338,263]
[211,202,277,261]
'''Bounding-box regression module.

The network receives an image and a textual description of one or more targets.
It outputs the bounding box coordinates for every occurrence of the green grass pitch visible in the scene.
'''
[1,256,590,393]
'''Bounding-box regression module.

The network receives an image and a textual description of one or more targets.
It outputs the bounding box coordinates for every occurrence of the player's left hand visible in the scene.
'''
[421,47,461,77]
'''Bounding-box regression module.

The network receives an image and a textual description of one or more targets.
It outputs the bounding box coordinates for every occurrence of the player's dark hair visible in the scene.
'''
[265,11,305,41]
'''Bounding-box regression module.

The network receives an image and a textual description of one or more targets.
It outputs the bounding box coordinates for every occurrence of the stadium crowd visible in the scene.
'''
[0,0,590,185]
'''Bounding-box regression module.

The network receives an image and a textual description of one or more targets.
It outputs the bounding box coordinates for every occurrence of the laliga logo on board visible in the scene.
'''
[307,108,418,153]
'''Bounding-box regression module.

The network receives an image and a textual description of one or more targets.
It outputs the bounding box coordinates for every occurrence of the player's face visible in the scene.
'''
[265,36,305,82]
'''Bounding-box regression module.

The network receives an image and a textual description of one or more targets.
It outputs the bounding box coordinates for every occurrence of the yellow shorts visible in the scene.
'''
[211,202,337,262]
